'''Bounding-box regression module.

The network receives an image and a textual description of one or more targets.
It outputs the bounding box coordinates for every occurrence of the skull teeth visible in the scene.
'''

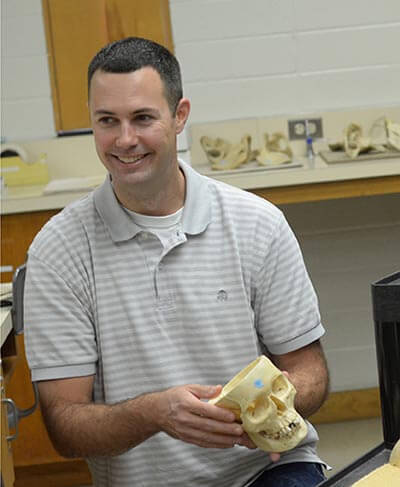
[259,419,301,440]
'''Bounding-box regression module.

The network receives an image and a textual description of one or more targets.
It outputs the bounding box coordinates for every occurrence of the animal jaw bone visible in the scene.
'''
[266,132,293,158]
[329,119,400,159]
[256,133,293,166]
[344,123,374,159]
[200,136,231,166]
[202,134,253,171]
[200,132,293,171]
[386,119,400,151]
[209,355,308,453]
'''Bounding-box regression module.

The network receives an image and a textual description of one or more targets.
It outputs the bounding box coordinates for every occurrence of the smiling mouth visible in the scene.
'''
[113,153,150,164]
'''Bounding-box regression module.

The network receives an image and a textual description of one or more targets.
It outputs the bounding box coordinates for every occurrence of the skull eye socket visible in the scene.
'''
[272,376,289,396]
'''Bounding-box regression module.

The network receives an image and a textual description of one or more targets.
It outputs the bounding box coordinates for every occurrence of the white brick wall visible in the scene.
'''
[2,0,399,139]
[1,0,55,141]
[170,0,400,123]
[170,0,293,42]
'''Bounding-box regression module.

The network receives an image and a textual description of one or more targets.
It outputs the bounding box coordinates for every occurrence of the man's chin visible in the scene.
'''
[110,167,154,189]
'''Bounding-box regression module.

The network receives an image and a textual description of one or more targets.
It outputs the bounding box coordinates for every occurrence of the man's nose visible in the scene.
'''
[115,123,139,148]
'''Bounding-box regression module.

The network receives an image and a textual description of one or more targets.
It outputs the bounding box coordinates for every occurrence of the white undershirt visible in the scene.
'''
[124,206,184,248]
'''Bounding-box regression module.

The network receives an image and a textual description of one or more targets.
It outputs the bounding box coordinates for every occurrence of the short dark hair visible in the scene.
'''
[88,37,183,114]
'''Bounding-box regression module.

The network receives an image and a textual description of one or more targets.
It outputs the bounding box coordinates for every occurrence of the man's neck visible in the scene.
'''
[113,166,186,216]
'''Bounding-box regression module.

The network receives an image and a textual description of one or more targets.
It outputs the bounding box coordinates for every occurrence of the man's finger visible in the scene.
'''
[196,401,237,423]
[270,452,281,462]
[187,415,244,436]
[188,384,222,399]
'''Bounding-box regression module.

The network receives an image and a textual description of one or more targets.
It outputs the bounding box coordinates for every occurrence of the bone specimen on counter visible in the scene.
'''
[386,118,400,151]
[201,133,294,170]
[201,134,253,170]
[343,123,383,159]
[256,133,293,166]
[351,438,400,486]
[209,355,308,453]
[329,122,386,159]
[328,119,400,159]
[200,136,231,166]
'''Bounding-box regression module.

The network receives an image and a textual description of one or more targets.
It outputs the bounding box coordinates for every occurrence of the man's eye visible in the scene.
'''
[98,117,116,125]
[136,114,153,123]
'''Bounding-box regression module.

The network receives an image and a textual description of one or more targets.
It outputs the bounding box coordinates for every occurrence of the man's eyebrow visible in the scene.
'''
[94,109,115,116]
[94,108,160,116]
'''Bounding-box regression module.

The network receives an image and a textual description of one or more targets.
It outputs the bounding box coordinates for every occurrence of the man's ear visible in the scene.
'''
[175,98,191,134]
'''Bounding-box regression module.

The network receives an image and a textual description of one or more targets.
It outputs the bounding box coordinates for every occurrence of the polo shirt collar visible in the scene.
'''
[179,160,212,235]
[93,159,212,242]
[93,173,141,242]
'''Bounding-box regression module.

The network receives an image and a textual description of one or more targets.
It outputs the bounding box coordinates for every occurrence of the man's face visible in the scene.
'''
[89,67,189,201]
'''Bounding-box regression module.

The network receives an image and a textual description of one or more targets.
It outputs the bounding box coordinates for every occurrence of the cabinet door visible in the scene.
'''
[1,210,67,467]
[105,0,173,50]
[1,210,60,284]
[42,0,174,132]
[1,364,16,487]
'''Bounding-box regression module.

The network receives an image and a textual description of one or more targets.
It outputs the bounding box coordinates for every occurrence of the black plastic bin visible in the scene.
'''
[318,271,400,486]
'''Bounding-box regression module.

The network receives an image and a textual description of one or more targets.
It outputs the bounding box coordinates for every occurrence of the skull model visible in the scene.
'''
[209,355,308,452]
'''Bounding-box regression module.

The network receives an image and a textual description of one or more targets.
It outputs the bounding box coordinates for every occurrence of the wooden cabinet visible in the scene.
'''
[42,0,173,132]
[1,361,16,487]
[1,211,61,471]
[1,210,92,486]
[1,210,60,284]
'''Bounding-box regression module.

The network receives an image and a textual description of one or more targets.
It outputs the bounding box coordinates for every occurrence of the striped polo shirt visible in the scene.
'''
[24,160,325,487]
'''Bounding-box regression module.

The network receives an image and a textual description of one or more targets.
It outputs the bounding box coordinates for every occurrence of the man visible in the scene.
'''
[24,37,329,487]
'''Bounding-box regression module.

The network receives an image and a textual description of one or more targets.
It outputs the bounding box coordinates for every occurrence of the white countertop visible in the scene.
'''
[194,154,400,190]
[1,184,97,215]
[1,155,400,215]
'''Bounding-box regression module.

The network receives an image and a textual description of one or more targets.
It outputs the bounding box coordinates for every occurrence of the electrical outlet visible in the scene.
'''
[288,118,323,140]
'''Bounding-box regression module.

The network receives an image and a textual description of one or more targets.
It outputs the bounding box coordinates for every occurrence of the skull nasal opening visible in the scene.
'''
[270,396,286,414]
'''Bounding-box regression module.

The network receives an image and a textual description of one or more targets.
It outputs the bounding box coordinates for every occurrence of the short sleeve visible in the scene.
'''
[24,254,97,381]
[253,214,325,354]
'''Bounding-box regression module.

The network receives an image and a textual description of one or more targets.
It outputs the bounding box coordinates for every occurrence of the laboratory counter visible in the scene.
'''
[1,153,400,215]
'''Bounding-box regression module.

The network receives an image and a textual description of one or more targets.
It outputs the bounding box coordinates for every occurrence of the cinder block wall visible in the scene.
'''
[170,0,400,123]
[2,0,400,139]
[1,1,55,140]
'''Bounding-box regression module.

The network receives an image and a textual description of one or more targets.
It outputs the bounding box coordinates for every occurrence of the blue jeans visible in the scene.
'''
[249,462,326,487]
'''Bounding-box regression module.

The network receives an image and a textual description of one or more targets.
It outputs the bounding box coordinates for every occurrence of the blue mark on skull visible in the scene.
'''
[254,379,264,388]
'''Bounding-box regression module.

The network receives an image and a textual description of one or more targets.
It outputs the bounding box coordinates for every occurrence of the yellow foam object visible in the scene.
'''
[0,154,49,187]
[352,438,400,485]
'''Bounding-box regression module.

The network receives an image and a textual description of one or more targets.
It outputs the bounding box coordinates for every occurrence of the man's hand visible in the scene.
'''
[37,378,283,459]
[154,384,251,449]
[154,384,282,462]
